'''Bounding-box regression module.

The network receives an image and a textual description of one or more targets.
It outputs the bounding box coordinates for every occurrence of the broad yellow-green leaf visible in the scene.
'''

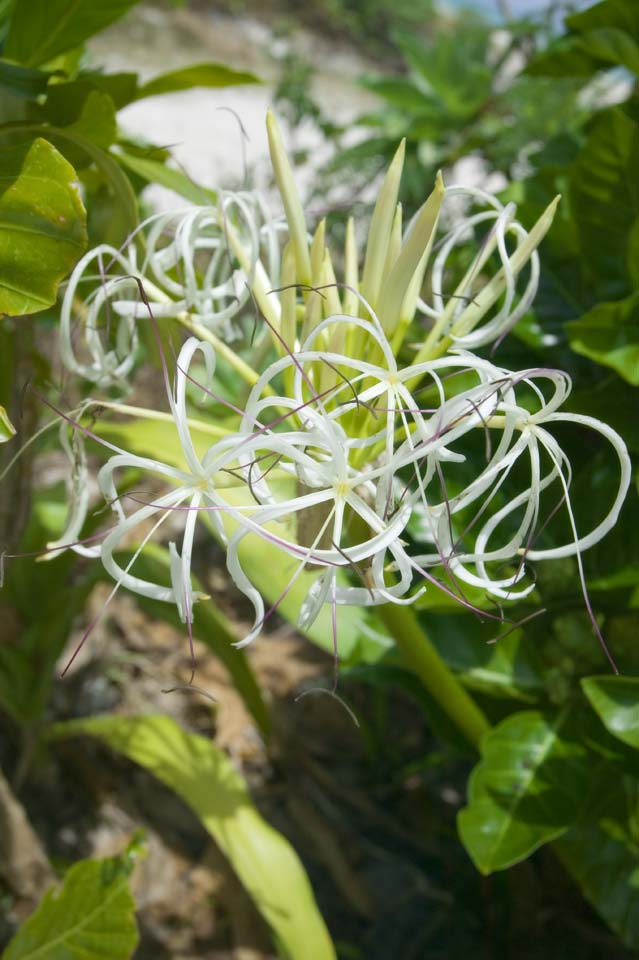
[0,138,87,316]
[2,843,141,960]
[7,123,138,242]
[458,710,590,873]
[582,675,639,749]
[50,714,336,960]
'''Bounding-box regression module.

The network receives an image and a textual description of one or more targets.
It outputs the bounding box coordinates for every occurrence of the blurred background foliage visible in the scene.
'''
[0,0,638,957]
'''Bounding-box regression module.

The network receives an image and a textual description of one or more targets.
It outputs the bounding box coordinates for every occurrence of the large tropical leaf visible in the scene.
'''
[50,714,336,960]
[4,0,144,68]
[2,844,140,960]
[0,137,86,316]
[457,710,590,873]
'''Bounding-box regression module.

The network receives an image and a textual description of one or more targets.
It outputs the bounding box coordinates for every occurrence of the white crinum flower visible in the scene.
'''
[59,191,286,389]
[55,112,630,653]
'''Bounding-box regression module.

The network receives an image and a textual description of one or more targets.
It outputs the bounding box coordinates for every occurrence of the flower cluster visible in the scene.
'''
[48,111,630,656]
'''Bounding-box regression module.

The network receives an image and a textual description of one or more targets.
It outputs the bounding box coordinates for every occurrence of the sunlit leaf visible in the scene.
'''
[0,137,86,316]
[582,675,639,748]
[50,714,337,960]
[2,843,141,960]
[457,710,590,873]
[5,122,138,242]
[136,62,261,100]
[5,0,144,68]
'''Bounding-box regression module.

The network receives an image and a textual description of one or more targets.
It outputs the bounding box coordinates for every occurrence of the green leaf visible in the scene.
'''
[555,770,639,949]
[565,0,639,38]
[582,675,639,748]
[2,845,140,960]
[136,62,261,100]
[78,71,139,110]
[0,59,58,100]
[566,293,639,384]
[43,83,118,154]
[0,137,86,316]
[0,402,15,440]
[117,151,216,205]
[528,28,639,77]
[457,710,590,873]
[570,108,639,297]
[5,0,144,68]
[50,714,337,960]
[427,616,545,702]
[4,123,138,242]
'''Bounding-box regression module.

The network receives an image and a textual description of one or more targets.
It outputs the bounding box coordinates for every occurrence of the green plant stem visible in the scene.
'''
[378,601,491,749]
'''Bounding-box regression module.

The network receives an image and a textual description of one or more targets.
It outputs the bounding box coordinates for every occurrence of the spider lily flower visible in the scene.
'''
[59,192,286,389]
[97,337,241,622]
[49,112,630,661]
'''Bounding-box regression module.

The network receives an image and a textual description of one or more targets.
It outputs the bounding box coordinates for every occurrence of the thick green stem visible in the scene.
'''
[378,601,491,749]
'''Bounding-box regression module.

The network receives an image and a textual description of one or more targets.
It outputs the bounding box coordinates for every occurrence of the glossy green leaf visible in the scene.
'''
[5,0,144,68]
[0,137,86,316]
[0,59,57,99]
[2,845,140,960]
[0,402,15,440]
[50,714,336,960]
[567,293,639,384]
[117,151,216,205]
[458,710,590,873]
[582,675,639,748]
[5,123,138,241]
[136,62,261,100]
[555,770,639,949]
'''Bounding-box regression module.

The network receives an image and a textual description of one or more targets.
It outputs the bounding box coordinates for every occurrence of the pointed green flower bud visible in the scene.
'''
[266,110,312,285]
[378,171,445,335]
[361,139,405,309]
